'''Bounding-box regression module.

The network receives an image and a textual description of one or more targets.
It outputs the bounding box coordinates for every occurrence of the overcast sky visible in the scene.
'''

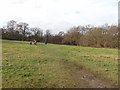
[0,0,118,34]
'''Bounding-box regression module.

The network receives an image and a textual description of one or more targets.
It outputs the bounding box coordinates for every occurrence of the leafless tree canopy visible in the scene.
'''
[1,20,118,48]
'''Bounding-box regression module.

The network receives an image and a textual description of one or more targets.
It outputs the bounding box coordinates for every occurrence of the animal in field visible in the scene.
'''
[30,39,37,45]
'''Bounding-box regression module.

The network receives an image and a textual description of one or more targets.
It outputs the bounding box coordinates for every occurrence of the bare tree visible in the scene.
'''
[17,22,29,36]
[58,31,64,36]
[30,27,43,36]
[45,29,51,41]
[7,20,17,32]
[62,26,82,45]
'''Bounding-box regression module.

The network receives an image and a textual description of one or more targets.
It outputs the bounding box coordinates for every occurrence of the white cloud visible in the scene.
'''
[0,0,118,34]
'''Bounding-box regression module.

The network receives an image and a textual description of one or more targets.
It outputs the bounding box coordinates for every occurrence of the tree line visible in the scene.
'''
[0,20,118,48]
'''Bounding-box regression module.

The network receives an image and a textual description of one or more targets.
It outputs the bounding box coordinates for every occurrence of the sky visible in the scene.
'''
[0,0,118,34]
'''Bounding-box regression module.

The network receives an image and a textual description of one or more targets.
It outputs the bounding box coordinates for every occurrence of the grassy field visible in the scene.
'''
[2,40,118,88]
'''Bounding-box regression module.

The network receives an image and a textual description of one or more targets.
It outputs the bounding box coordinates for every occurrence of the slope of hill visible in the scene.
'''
[2,40,118,88]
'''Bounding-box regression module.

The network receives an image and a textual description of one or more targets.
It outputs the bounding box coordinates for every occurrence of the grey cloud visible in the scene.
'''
[75,11,80,14]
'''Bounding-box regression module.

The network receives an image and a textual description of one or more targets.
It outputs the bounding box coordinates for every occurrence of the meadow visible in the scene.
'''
[2,40,118,88]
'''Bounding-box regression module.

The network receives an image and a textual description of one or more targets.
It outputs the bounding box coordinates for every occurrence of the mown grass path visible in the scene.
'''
[2,40,118,88]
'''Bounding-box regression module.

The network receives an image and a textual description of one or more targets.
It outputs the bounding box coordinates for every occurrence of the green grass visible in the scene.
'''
[2,40,118,88]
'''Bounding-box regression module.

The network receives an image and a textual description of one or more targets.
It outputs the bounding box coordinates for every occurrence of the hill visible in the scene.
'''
[2,40,118,88]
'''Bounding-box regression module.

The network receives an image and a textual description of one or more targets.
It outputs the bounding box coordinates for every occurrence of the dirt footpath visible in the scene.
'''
[61,59,117,88]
